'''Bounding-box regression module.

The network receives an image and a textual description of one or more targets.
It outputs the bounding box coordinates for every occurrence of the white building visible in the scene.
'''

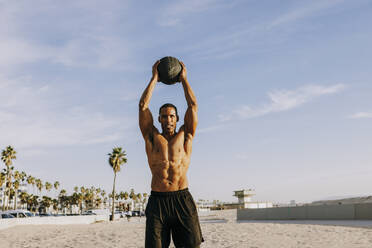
[234,189,273,209]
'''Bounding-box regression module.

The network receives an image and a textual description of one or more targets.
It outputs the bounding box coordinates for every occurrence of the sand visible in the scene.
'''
[1,210,372,248]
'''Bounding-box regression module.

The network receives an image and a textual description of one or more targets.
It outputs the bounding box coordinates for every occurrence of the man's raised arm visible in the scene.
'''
[139,61,159,139]
[179,62,198,137]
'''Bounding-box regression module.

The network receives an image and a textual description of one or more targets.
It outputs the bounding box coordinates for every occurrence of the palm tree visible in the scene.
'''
[74,192,84,214]
[17,171,27,209]
[12,171,21,210]
[19,191,29,209]
[1,145,17,210]
[41,196,52,213]
[95,196,102,209]
[45,182,52,196]
[54,181,60,198]
[136,193,143,211]
[84,190,93,211]
[123,191,129,211]
[119,191,125,203]
[95,188,101,208]
[142,193,148,211]
[101,190,106,208]
[90,186,96,207]
[59,189,67,214]
[80,187,86,210]
[108,147,127,221]
[20,171,27,182]
[129,188,136,210]
[136,193,142,201]
[27,175,35,194]
[0,172,5,210]
[119,191,128,211]
[28,195,39,212]
[70,193,80,214]
[52,199,59,214]
[35,179,43,197]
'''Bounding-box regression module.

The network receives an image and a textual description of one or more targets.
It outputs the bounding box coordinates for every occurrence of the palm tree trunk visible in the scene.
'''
[111,172,117,221]
[2,193,6,211]
[14,193,17,210]
[6,174,11,210]
[7,185,11,210]
[2,178,6,211]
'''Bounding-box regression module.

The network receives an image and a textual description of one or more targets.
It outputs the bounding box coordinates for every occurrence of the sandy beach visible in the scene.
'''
[1,210,372,248]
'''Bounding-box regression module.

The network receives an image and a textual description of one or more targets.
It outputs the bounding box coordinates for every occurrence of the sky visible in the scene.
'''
[0,0,371,204]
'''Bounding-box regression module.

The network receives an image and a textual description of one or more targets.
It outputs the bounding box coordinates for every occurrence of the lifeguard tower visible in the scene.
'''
[234,189,272,209]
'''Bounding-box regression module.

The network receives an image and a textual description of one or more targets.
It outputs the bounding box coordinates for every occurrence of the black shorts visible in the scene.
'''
[145,188,204,248]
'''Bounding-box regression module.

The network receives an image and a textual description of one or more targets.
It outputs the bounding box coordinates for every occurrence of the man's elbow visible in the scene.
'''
[190,102,198,111]
[139,101,147,111]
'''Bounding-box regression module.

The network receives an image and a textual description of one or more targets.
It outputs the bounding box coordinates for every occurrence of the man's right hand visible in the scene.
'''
[179,61,187,83]
[152,60,160,82]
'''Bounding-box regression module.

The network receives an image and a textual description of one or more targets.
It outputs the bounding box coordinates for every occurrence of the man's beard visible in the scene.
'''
[163,124,175,134]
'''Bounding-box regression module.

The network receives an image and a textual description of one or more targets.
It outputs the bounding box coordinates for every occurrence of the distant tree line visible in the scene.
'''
[1,145,148,217]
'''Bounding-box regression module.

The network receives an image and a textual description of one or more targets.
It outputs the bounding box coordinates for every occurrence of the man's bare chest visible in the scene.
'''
[151,133,185,155]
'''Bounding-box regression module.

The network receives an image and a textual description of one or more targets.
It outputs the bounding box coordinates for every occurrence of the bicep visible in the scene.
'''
[184,105,198,137]
[139,108,155,139]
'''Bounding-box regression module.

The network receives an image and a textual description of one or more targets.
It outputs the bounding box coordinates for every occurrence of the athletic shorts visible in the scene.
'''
[145,188,204,248]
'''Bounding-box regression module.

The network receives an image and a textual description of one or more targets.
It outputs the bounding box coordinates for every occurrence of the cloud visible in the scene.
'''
[184,0,347,60]
[197,124,227,134]
[267,0,346,29]
[120,92,139,102]
[50,35,135,69]
[0,1,136,71]
[349,112,372,119]
[235,153,249,160]
[157,0,231,27]
[0,39,45,68]
[219,84,346,121]
[0,75,134,149]
[0,35,135,71]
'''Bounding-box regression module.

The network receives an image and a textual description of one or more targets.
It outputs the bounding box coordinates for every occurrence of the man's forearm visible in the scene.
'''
[139,77,157,110]
[181,79,197,107]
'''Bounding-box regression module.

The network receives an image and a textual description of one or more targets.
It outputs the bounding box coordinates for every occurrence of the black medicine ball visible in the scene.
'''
[157,56,182,85]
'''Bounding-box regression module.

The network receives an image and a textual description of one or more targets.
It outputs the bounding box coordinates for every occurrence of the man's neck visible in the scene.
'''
[162,131,176,141]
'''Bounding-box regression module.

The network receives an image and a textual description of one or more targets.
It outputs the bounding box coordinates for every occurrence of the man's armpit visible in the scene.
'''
[147,126,159,145]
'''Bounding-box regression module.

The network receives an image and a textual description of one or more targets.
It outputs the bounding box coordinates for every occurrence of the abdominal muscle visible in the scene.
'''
[145,129,191,192]
[149,160,189,192]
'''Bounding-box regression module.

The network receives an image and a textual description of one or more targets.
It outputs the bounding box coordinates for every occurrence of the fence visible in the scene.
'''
[237,203,372,220]
[0,214,109,230]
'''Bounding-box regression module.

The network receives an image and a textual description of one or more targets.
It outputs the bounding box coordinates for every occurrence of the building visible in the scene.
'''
[233,189,273,209]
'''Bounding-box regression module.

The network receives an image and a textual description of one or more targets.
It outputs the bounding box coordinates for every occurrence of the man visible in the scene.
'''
[139,60,203,248]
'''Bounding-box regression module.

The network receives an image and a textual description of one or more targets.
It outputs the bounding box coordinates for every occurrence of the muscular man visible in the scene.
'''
[139,60,203,248]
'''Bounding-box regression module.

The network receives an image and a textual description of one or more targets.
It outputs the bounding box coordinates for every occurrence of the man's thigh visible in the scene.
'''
[145,215,171,248]
[172,194,203,247]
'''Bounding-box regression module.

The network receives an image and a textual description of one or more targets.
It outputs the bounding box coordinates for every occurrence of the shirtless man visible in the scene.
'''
[139,61,203,248]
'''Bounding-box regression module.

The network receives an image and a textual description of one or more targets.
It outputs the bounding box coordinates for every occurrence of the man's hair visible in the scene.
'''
[159,103,179,119]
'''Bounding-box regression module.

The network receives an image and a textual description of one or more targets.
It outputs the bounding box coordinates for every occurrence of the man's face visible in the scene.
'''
[159,107,178,134]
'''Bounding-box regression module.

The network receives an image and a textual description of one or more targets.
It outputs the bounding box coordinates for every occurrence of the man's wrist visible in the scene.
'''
[151,76,158,82]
